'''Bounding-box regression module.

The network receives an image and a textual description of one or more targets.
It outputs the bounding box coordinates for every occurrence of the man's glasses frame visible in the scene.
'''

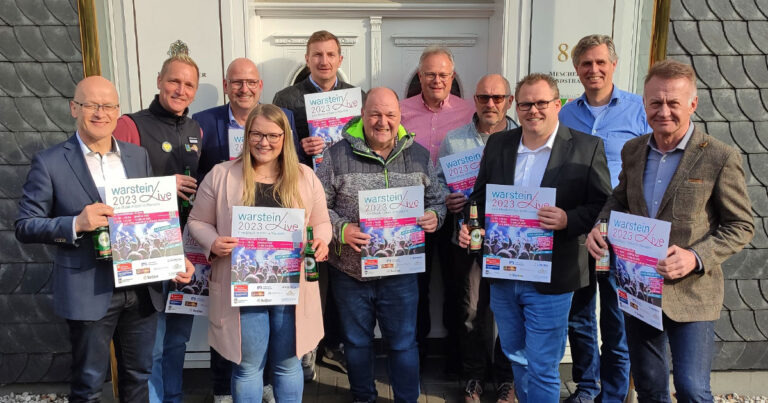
[516,98,559,111]
[228,79,262,90]
[73,101,120,113]
[475,94,510,104]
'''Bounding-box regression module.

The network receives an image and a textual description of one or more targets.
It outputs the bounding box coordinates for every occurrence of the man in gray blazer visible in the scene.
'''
[15,76,193,402]
[586,59,754,402]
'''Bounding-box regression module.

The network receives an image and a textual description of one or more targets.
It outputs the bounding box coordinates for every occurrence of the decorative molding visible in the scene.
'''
[249,2,495,18]
[391,34,478,47]
[272,33,358,47]
[370,16,382,87]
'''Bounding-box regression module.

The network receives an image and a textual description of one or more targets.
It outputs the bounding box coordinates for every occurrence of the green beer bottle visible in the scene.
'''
[93,226,112,260]
[467,201,483,254]
[304,226,319,282]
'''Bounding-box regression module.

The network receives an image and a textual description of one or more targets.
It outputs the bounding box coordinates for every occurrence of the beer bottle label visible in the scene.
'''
[470,228,483,250]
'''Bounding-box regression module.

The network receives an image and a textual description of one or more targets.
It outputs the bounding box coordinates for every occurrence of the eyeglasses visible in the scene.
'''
[228,80,261,90]
[421,72,453,82]
[475,94,509,104]
[248,131,284,144]
[516,98,558,111]
[73,101,120,113]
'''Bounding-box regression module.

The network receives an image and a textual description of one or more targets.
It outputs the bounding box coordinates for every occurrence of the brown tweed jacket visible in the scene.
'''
[599,127,754,322]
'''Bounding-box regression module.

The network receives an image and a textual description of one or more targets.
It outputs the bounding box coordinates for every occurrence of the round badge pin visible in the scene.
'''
[162,141,172,153]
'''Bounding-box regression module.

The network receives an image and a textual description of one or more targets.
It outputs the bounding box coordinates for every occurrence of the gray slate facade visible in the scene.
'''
[0,0,81,383]
[667,0,768,369]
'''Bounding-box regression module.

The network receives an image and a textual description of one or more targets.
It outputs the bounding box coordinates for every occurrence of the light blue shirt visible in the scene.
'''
[308,75,338,92]
[559,86,651,188]
[643,122,695,219]
[227,105,245,130]
[515,123,558,187]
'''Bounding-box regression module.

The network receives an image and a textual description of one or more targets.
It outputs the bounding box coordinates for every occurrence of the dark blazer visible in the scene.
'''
[599,128,754,321]
[192,104,297,181]
[469,124,612,294]
[15,134,164,321]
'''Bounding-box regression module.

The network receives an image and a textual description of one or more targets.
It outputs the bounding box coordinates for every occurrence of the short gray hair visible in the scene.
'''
[571,34,618,66]
[418,46,455,72]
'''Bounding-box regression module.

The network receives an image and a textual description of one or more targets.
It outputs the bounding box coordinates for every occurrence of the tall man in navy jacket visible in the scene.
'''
[193,57,296,181]
[15,76,193,402]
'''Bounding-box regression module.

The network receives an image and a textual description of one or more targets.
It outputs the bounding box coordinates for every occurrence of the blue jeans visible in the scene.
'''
[233,304,302,402]
[148,311,195,403]
[330,267,420,403]
[490,280,573,403]
[568,267,630,402]
[625,315,715,403]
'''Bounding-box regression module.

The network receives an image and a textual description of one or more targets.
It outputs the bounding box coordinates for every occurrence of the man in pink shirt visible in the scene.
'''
[400,47,475,367]
[400,47,475,163]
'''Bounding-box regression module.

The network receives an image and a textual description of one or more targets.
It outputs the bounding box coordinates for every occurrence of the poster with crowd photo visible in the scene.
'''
[358,186,425,277]
[481,184,556,282]
[165,227,211,315]
[106,176,185,287]
[304,87,362,170]
[230,206,305,306]
[228,128,245,160]
[439,146,484,197]
[608,211,670,330]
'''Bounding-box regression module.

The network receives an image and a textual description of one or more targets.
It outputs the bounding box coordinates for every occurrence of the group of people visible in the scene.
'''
[15,28,754,403]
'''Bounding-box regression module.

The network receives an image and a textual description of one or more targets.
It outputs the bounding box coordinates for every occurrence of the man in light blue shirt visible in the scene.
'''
[558,34,650,403]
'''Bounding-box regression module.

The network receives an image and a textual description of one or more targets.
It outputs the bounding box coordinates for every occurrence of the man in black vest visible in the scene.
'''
[113,52,201,403]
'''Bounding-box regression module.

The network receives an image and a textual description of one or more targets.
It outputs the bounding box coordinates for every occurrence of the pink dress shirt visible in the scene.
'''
[400,93,475,163]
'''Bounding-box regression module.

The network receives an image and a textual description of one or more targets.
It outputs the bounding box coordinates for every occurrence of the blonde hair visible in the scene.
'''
[159,54,200,80]
[240,104,303,209]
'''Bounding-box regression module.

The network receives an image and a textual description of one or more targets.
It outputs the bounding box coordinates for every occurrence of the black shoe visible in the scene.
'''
[301,348,317,382]
[564,390,595,403]
[321,343,348,374]
[495,382,516,403]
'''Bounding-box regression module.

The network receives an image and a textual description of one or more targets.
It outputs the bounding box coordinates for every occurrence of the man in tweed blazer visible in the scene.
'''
[586,59,754,402]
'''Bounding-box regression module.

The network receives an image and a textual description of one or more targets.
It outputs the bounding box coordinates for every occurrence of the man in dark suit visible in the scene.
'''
[459,73,611,402]
[193,57,297,181]
[15,76,193,402]
[586,59,754,402]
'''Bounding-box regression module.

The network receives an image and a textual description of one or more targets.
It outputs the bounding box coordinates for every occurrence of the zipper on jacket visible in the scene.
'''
[351,144,407,190]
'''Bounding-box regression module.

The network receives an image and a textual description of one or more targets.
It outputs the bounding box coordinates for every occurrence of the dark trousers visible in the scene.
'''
[67,288,158,403]
[319,261,343,348]
[210,347,233,396]
[442,237,514,384]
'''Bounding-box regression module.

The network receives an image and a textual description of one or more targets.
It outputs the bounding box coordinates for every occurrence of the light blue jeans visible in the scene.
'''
[490,280,573,403]
[148,310,194,403]
[233,305,302,402]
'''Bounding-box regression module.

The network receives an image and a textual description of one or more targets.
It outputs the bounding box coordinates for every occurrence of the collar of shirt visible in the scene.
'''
[227,105,245,129]
[76,132,121,156]
[421,93,451,112]
[308,75,338,92]
[647,121,695,153]
[574,84,621,108]
[518,122,559,154]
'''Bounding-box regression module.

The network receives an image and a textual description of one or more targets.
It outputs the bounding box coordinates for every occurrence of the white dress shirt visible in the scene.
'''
[514,123,559,187]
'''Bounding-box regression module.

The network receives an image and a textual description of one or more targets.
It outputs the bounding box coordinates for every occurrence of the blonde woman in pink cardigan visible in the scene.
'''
[188,104,331,401]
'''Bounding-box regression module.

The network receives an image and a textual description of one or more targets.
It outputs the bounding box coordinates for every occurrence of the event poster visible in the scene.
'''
[165,227,211,315]
[304,87,362,170]
[438,146,484,197]
[228,128,245,160]
[358,186,425,277]
[481,184,556,282]
[230,206,304,306]
[608,211,670,330]
[106,176,185,287]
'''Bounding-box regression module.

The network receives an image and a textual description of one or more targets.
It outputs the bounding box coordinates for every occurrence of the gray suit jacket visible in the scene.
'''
[599,127,754,321]
[15,134,164,321]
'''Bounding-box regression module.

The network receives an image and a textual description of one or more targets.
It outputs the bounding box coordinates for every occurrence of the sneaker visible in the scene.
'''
[301,348,318,382]
[496,382,516,403]
[464,379,483,403]
[321,343,348,374]
[262,383,275,403]
[213,395,233,403]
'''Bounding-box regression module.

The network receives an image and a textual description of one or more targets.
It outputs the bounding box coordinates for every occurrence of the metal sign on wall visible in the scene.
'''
[528,0,616,101]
